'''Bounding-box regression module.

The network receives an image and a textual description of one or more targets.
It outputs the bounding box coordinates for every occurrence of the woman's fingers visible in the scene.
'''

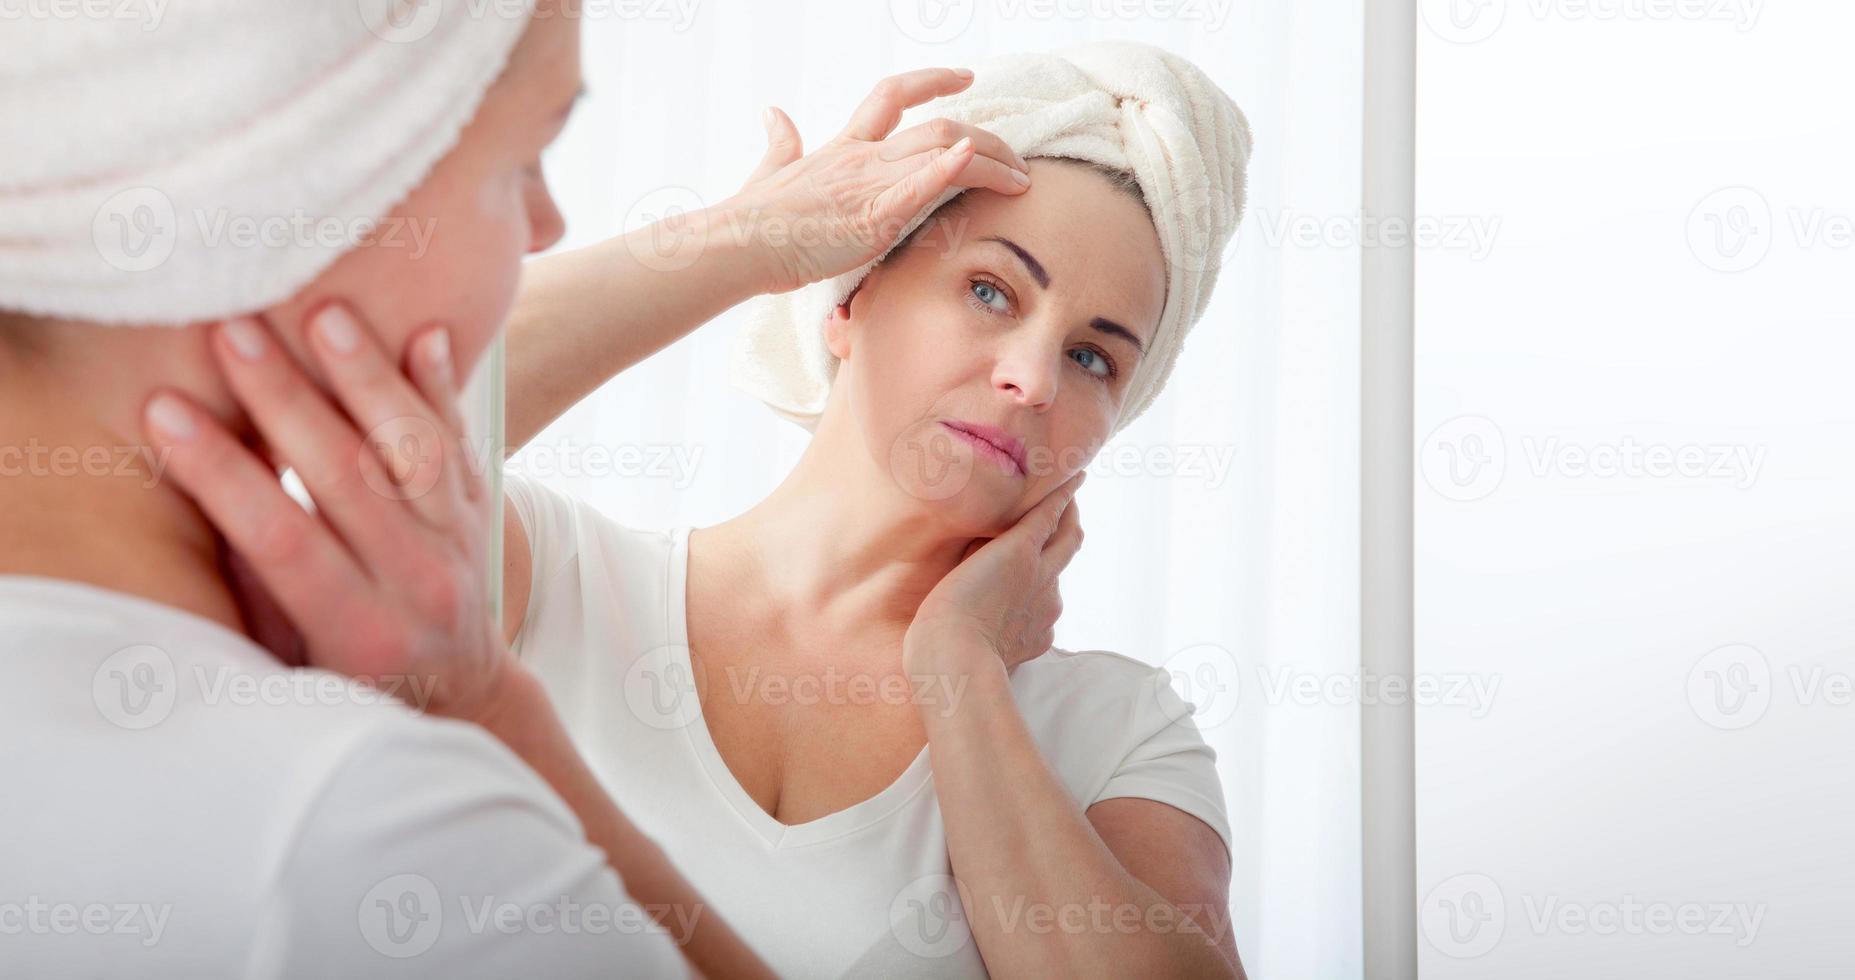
[206,316,421,573]
[1043,488,1083,571]
[403,325,490,511]
[1018,471,1087,549]
[140,389,376,632]
[225,549,309,668]
[879,118,1027,174]
[935,151,1032,197]
[303,302,469,530]
[842,67,975,143]
[742,106,804,186]
[869,137,977,228]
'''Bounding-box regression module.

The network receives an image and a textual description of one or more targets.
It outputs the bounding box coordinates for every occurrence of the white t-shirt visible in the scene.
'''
[506,471,1232,979]
[0,576,688,979]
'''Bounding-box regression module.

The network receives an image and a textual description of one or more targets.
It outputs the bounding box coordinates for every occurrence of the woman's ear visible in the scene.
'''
[824,303,852,359]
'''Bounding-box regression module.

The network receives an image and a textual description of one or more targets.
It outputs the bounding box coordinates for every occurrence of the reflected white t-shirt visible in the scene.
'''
[506,471,1231,979]
[0,576,687,979]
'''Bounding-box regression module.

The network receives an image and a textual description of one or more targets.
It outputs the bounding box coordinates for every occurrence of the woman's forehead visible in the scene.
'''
[952,171,1167,317]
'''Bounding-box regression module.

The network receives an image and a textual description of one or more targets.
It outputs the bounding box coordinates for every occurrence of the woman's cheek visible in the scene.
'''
[442,184,534,370]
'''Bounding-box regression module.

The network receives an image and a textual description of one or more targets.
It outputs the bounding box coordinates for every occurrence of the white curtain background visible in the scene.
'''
[509,2,1362,975]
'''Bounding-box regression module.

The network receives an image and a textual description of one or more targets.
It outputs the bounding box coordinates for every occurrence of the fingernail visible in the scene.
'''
[953,68,974,80]
[763,106,777,132]
[145,393,196,442]
[313,304,360,356]
[1011,168,1031,186]
[951,136,973,155]
[221,316,266,361]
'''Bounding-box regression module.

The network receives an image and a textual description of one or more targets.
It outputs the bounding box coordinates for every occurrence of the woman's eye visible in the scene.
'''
[969,280,1010,312]
[1070,347,1113,378]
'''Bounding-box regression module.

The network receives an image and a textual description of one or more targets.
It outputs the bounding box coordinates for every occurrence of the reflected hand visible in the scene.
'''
[725,67,1031,295]
[903,472,1085,680]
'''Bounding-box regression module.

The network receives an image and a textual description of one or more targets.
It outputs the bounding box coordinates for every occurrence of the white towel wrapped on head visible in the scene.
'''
[0,0,535,326]
[729,40,1253,435]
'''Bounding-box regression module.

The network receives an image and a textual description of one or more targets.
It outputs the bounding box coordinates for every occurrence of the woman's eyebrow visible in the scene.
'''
[981,235,1049,289]
[980,235,1147,356]
[1091,316,1146,357]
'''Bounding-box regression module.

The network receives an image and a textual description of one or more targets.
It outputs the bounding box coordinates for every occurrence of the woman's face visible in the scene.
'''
[265,6,583,381]
[828,158,1168,535]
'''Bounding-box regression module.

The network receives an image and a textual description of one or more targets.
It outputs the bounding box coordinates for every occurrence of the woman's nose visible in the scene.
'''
[991,338,1060,409]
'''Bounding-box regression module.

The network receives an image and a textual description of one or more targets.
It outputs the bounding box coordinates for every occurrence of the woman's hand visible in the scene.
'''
[902,472,1086,683]
[724,67,1031,295]
[139,303,513,723]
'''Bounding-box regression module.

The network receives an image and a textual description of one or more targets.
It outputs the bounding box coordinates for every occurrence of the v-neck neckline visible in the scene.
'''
[666,527,934,850]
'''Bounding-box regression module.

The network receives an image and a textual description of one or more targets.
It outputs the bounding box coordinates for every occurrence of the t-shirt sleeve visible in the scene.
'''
[1091,666,1234,857]
[258,714,689,979]
[503,467,584,592]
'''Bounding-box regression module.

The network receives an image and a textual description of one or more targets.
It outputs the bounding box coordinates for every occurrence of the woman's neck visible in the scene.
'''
[0,322,249,636]
[697,420,982,649]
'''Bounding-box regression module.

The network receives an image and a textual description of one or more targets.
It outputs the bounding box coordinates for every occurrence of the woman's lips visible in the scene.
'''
[940,420,1026,476]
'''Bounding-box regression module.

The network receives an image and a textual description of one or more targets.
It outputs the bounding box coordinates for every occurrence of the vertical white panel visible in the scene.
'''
[1416,1,1855,976]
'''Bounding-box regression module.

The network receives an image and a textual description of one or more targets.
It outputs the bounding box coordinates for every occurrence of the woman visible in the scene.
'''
[164,43,1254,977]
[1,3,1022,977]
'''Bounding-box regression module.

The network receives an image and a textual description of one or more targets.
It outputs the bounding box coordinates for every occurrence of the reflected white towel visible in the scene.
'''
[0,0,534,326]
[729,40,1253,435]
